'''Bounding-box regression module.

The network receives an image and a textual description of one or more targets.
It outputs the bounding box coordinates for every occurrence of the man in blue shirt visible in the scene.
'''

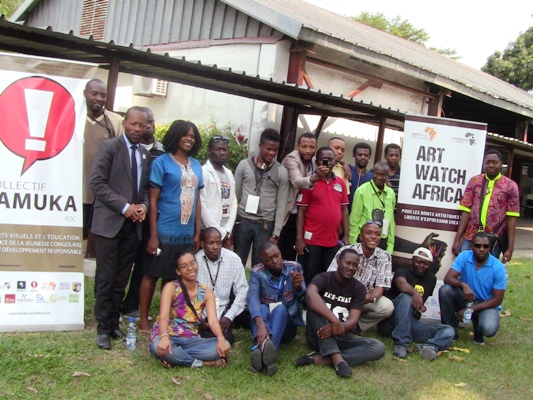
[246,241,306,376]
[439,232,507,345]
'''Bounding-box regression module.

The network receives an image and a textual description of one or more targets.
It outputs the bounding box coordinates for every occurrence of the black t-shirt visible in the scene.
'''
[311,271,366,323]
[386,267,436,319]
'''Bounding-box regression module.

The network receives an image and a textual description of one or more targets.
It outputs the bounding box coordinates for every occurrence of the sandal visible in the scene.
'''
[159,359,172,369]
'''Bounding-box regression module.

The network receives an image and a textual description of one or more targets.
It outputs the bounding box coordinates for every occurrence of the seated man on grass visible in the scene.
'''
[378,247,455,360]
[439,232,506,345]
[247,241,306,376]
[296,248,385,378]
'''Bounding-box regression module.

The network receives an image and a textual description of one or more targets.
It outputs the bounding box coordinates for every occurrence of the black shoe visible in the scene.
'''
[250,348,263,373]
[295,351,319,367]
[96,334,111,349]
[110,329,124,340]
[261,340,278,376]
[333,360,353,378]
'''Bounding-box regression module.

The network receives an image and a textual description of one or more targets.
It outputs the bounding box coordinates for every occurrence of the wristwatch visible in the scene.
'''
[271,234,280,240]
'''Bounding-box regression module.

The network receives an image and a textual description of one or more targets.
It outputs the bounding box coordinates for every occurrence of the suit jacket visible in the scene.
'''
[281,150,314,225]
[89,136,150,240]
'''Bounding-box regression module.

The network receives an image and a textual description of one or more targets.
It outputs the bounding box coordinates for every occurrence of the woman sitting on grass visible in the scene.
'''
[149,247,230,368]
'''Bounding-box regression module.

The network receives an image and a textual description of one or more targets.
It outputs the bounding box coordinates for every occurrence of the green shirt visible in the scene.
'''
[349,180,396,252]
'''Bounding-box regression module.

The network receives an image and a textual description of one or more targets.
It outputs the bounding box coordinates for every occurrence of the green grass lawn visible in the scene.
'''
[1,260,532,400]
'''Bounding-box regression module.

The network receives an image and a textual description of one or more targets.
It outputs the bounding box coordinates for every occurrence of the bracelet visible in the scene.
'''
[160,333,169,339]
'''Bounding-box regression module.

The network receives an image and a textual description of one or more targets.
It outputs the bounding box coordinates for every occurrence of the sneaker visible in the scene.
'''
[473,332,485,345]
[393,344,407,359]
[261,340,278,376]
[333,360,352,378]
[295,351,319,367]
[416,344,438,361]
[250,348,263,373]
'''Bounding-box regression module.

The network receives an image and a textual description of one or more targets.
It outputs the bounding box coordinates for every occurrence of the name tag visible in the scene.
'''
[269,302,282,313]
[245,195,260,214]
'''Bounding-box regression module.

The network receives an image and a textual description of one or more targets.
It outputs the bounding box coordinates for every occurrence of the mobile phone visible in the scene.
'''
[322,159,329,166]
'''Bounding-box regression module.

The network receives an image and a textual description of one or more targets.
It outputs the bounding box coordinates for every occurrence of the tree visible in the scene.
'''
[0,0,23,18]
[482,27,533,91]
[352,12,460,60]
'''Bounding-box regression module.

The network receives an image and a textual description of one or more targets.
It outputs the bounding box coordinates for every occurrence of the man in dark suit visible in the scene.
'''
[90,106,150,349]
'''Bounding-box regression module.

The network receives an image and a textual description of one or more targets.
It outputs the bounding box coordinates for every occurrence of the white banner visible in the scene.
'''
[0,53,95,331]
[394,115,487,321]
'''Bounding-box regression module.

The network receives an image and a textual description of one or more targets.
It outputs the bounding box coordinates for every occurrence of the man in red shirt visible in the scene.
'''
[296,147,350,285]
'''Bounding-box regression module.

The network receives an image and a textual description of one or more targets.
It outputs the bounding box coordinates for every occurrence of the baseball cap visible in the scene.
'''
[412,247,433,262]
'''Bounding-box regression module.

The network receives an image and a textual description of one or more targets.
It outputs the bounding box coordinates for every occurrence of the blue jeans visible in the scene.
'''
[251,304,297,351]
[305,309,385,366]
[377,293,455,350]
[150,335,230,368]
[234,219,274,267]
[461,239,501,259]
[438,284,500,337]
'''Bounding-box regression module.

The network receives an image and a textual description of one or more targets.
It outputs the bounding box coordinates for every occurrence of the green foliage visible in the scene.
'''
[154,120,248,171]
[352,12,460,60]
[482,27,533,91]
[0,0,23,17]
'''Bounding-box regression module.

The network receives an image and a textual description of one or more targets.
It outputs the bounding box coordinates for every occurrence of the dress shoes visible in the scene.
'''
[96,334,111,349]
[110,329,124,340]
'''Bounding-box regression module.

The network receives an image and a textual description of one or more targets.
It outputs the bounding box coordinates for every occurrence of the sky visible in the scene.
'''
[303,0,533,69]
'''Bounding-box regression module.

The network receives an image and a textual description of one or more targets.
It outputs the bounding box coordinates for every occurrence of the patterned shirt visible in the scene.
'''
[149,281,207,343]
[327,243,393,291]
[459,173,520,240]
[196,248,249,321]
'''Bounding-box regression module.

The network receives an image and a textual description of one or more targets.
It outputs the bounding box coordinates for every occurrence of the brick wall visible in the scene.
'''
[79,0,108,40]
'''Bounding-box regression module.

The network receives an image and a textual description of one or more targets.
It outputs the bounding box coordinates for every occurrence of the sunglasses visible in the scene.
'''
[473,243,490,249]
[212,135,230,143]
[365,220,383,227]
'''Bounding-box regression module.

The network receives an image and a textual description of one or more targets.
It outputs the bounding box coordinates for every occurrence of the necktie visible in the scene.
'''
[131,145,138,203]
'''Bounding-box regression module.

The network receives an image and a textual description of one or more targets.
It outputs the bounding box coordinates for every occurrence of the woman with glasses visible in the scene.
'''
[150,247,230,368]
[139,120,203,332]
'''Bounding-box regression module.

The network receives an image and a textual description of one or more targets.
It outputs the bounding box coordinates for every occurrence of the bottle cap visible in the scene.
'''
[129,316,135,323]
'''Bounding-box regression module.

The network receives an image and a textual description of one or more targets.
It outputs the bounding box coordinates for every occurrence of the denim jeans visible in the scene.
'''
[377,293,455,350]
[251,304,297,351]
[439,284,500,337]
[150,335,230,368]
[305,309,385,367]
[234,219,274,267]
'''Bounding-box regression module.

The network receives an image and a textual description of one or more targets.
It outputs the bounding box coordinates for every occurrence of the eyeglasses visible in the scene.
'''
[365,220,383,227]
[212,135,230,143]
[473,243,490,249]
[178,260,198,270]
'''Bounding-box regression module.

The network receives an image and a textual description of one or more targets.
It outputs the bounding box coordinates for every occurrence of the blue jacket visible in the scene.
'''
[247,261,306,326]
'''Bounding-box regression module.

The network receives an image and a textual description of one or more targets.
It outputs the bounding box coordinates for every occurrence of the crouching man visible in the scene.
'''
[247,242,306,376]
[296,248,385,378]
[378,247,455,360]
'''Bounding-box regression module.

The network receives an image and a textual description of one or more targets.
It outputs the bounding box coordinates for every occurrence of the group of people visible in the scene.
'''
[82,79,519,378]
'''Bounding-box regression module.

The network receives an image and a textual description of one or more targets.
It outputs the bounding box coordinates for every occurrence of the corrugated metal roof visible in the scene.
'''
[0,17,407,124]
[222,0,533,118]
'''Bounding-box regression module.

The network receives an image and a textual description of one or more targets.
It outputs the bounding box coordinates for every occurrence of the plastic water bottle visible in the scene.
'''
[126,316,137,350]
[463,301,474,324]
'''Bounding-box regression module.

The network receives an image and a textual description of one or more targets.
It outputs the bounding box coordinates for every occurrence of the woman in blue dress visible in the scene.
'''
[139,120,203,331]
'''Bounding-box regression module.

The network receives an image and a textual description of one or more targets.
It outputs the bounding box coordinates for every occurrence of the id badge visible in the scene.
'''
[382,218,389,236]
[245,195,260,214]
[269,301,282,313]
[215,297,221,318]
[222,204,230,217]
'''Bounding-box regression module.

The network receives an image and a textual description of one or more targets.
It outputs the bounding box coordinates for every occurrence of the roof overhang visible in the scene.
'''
[0,17,407,124]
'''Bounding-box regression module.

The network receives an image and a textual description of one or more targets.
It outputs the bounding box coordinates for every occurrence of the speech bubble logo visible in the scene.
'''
[0,76,76,174]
